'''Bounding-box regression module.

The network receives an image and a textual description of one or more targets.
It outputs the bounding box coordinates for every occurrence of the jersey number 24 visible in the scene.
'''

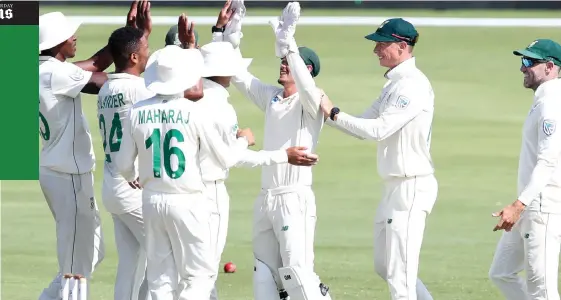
[99,112,123,163]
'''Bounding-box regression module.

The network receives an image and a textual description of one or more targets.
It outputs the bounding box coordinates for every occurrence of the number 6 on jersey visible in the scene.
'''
[145,128,186,179]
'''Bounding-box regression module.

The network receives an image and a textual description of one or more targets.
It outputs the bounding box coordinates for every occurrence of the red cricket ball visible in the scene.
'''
[224,262,236,273]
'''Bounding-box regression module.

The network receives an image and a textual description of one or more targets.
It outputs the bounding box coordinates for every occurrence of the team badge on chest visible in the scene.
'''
[395,95,410,109]
[543,119,556,136]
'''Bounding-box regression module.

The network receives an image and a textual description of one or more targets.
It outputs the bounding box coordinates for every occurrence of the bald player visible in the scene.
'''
[489,39,561,300]
[321,18,436,300]
[115,45,256,300]
[38,5,136,297]
[217,1,332,299]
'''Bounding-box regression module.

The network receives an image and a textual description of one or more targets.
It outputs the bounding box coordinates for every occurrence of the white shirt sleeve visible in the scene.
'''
[231,48,279,112]
[114,107,138,182]
[51,62,93,98]
[326,97,383,140]
[286,51,322,119]
[235,149,288,168]
[518,99,561,205]
[334,81,427,141]
[211,32,224,42]
[196,116,249,169]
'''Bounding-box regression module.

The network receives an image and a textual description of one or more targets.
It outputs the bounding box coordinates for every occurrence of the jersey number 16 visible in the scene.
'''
[145,129,186,180]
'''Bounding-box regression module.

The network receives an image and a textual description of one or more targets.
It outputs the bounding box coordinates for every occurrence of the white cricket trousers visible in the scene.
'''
[252,185,324,296]
[38,167,104,300]
[204,181,230,300]
[489,210,561,300]
[374,175,438,300]
[112,207,150,300]
[143,191,218,300]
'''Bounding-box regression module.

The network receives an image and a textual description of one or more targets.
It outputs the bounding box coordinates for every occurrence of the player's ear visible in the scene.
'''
[306,65,313,73]
[130,52,139,64]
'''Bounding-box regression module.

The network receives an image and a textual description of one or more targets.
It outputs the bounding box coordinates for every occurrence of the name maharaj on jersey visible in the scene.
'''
[98,93,126,109]
[138,109,190,125]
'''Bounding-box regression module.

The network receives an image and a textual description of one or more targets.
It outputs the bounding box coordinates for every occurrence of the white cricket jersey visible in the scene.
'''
[517,78,561,213]
[329,57,435,180]
[97,73,155,214]
[39,56,95,174]
[232,50,324,189]
[115,94,252,195]
[197,79,289,183]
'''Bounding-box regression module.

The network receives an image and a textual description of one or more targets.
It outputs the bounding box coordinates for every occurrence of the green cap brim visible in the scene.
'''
[513,49,544,60]
[365,32,397,42]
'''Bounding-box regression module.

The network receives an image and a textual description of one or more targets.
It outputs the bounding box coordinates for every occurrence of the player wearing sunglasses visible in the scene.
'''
[489,38,561,300]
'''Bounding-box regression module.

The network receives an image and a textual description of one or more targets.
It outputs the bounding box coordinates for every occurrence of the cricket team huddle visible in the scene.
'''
[38,0,561,299]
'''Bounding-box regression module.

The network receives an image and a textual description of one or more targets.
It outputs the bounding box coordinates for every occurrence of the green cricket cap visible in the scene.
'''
[299,46,320,77]
[365,18,419,46]
[164,25,199,47]
[513,39,561,66]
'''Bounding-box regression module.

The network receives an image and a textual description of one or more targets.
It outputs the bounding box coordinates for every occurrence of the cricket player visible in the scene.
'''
[197,40,320,300]
[38,6,137,298]
[98,25,153,300]
[216,1,332,299]
[489,39,561,300]
[114,45,256,300]
[320,18,437,300]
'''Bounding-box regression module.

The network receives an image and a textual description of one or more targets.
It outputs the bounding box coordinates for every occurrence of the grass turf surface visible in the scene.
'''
[4,6,561,300]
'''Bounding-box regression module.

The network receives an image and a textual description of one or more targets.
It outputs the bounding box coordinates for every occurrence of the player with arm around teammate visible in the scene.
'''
[321,18,437,300]
[37,2,145,299]
[214,1,332,299]
[489,39,561,300]
[114,43,256,300]
[196,40,320,300]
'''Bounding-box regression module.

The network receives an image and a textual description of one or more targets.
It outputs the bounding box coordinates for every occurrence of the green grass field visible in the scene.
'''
[3,5,561,300]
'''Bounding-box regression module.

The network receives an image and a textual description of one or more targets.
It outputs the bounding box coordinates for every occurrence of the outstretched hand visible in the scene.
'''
[126,0,152,37]
[269,2,300,58]
[178,13,197,49]
[216,0,234,29]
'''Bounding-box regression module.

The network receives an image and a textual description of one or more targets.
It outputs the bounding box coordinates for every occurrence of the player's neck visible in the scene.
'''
[283,84,298,98]
[116,67,142,77]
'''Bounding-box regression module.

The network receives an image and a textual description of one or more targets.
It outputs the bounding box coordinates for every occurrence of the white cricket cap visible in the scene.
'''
[39,12,81,51]
[144,46,205,96]
[200,41,253,78]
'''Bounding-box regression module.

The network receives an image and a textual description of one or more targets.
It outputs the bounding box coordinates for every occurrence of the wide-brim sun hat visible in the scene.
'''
[144,46,205,96]
[39,12,81,51]
[200,41,253,78]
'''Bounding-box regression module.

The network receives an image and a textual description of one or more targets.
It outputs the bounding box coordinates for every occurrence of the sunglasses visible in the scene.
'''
[521,57,548,68]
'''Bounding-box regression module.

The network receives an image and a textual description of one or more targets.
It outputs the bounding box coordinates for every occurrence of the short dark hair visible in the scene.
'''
[108,26,144,69]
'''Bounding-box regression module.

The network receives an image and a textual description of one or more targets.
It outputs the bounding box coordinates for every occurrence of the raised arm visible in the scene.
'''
[323,80,430,141]
[286,49,322,118]
[114,108,139,182]
[231,50,280,112]
[517,99,561,206]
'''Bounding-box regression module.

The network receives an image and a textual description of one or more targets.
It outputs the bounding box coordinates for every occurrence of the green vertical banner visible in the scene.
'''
[0,2,38,179]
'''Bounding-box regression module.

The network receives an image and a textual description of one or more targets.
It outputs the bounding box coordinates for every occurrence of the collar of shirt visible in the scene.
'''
[202,78,230,101]
[39,55,61,64]
[533,77,561,104]
[384,57,417,80]
[108,72,143,81]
